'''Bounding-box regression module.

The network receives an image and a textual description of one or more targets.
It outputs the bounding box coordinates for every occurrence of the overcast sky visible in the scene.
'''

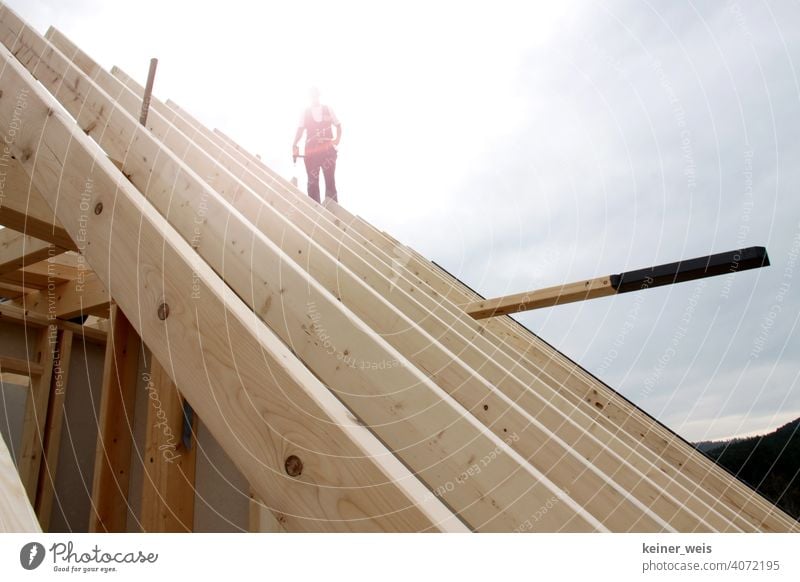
[11,0,800,441]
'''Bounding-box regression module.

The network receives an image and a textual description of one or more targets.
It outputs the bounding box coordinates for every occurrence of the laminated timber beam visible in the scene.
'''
[463,248,770,319]
[102,79,752,528]
[140,355,197,533]
[19,19,605,532]
[321,201,800,532]
[0,21,460,533]
[35,328,73,530]
[0,431,41,532]
[89,305,141,532]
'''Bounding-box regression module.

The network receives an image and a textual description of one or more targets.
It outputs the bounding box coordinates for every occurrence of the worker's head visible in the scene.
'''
[308,86,321,105]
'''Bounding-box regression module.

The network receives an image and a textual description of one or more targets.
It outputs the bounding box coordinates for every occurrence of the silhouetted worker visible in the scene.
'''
[293,87,341,203]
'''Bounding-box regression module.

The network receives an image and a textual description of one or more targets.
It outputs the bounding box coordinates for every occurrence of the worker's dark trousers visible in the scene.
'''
[304,147,337,203]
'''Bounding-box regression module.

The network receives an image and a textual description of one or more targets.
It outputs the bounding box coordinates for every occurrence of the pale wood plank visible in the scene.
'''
[28,18,601,532]
[0,356,43,376]
[13,271,110,319]
[0,24,461,532]
[17,324,57,501]
[463,276,617,319]
[0,302,107,344]
[140,355,197,532]
[0,432,41,532]
[0,160,76,250]
[88,304,141,532]
[45,12,800,532]
[323,201,800,532]
[124,57,790,532]
[0,228,62,274]
[34,328,73,530]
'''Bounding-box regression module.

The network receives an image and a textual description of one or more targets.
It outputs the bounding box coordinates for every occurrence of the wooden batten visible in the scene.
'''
[34,328,73,530]
[140,356,197,532]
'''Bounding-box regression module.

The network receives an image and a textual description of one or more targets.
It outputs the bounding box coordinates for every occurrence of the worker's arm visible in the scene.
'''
[333,123,342,146]
[292,127,304,156]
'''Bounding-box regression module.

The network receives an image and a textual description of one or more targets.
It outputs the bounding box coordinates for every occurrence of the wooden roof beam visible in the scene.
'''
[0,161,77,250]
[0,16,461,532]
[0,228,67,274]
[0,302,107,343]
[12,271,110,319]
[32,23,606,532]
[464,247,770,319]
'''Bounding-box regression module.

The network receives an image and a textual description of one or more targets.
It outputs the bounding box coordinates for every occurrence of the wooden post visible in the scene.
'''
[34,329,73,530]
[88,305,141,532]
[0,31,459,530]
[140,356,197,532]
[17,324,57,503]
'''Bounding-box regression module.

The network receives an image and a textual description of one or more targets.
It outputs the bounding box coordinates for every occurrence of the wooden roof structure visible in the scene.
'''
[0,3,797,532]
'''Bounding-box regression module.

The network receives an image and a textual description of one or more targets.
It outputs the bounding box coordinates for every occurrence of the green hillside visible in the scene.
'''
[696,417,800,521]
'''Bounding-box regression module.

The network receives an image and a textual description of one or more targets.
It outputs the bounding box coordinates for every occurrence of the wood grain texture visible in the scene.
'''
[29,19,600,532]
[0,21,460,532]
[0,431,41,532]
[35,328,73,530]
[463,276,617,318]
[324,201,800,533]
[88,305,140,532]
[113,69,780,530]
[17,324,57,501]
[140,355,197,532]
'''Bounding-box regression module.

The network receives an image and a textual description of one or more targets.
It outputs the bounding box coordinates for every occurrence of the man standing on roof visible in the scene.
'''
[293,87,342,203]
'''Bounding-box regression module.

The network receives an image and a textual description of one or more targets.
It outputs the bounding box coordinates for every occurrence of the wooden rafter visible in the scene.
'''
[34,29,609,533]
[0,4,791,533]
[322,200,800,532]
[111,64,781,531]
[117,53,796,532]
[0,20,461,531]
